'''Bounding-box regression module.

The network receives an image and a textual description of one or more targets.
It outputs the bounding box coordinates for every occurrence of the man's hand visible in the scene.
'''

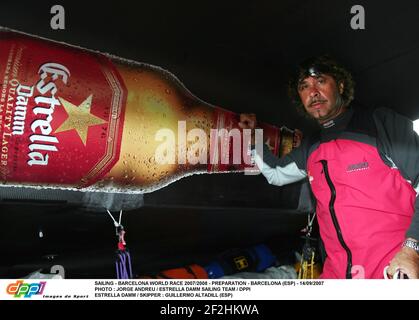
[238,113,257,145]
[386,239,419,279]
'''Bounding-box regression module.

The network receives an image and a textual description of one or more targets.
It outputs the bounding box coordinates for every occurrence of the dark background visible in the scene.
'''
[0,0,418,278]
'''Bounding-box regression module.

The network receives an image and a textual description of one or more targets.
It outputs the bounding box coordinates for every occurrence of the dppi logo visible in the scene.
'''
[6,280,46,298]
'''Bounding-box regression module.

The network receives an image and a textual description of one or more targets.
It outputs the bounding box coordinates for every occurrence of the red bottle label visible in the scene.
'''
[0,32,127,188]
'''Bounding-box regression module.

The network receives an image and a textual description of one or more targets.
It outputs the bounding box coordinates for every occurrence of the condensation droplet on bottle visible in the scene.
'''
[123,160,128,165]
[108,137,113,142]
[165,89,171,95]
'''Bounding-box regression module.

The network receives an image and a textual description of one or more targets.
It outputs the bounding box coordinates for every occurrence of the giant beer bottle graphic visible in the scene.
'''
[0,28,301,194]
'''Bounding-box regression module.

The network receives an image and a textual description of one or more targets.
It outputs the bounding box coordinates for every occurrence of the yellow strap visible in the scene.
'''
[298,251,316,279]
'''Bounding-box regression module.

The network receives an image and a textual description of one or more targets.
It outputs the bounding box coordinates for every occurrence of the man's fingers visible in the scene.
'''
[385,262,398,278]
[240,113,256,122]
[385,267,399,279]
[239,113,256,129]
[385,264,413,279]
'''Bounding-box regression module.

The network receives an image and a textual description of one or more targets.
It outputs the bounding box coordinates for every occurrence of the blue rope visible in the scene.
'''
[116,250,133,279]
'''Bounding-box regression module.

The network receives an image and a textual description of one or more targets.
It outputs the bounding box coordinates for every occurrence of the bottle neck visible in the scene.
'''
[206,107,299,173]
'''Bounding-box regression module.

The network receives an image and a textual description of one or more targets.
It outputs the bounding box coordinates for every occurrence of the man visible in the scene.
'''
[239,55,419,279]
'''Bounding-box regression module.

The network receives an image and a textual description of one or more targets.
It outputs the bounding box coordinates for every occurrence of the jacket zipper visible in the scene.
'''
[320,160,353,279]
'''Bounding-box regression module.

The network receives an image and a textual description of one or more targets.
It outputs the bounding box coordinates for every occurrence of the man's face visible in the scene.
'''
[297,74,345,124]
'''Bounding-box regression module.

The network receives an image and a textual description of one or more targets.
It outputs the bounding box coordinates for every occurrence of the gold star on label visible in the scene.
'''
[55,95,107,146]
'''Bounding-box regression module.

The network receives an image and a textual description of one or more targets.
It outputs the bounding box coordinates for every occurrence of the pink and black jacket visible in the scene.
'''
[254,107,419,278]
